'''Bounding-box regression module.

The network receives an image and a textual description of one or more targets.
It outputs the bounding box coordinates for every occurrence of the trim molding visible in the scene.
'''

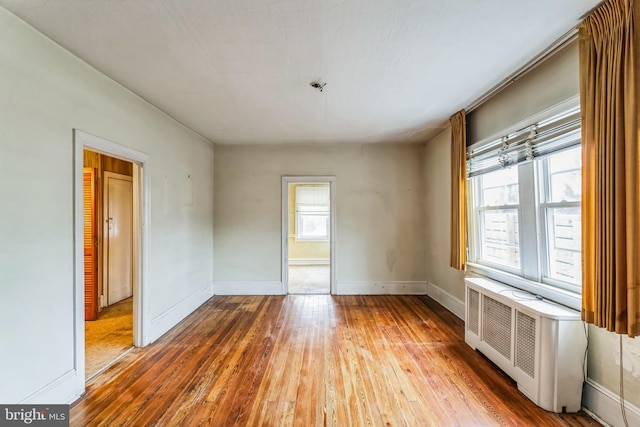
[213,281,284,295]
[426,282,465,320]
[336,281,428,295]
[282,176,337,295]
[467,29,578,113]
[288,258,330,266]
[148,283,213,343]
[19,371,81,404]
[583,379,640,427]
[73,129,151,401]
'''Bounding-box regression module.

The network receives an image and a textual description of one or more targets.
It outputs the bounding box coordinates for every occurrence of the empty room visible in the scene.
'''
[1,0,639,426]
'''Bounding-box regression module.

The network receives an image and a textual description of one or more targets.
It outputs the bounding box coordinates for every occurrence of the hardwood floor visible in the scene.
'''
[71,295,600,426]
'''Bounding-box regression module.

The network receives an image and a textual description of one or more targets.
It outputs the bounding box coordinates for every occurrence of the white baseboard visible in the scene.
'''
[288,258,330,265]
[213,281,284,295]
[426,282,465,320]
[336,281,428,295]
[19,370,82,404]
[583,379,640,427]
[148,283,213,343]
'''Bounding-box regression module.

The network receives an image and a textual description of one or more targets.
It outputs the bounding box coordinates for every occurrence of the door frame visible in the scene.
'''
[73,130,149,389]
[103,171,134,307]
[281,176,336,294]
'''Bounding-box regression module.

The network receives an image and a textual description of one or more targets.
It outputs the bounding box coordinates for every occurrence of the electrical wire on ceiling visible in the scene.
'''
[310,81,326,92]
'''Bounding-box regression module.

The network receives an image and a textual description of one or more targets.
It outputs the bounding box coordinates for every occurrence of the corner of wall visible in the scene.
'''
[147,282,214,344]
[426,282,465,320]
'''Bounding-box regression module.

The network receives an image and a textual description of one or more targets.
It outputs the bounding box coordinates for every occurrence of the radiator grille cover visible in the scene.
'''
[482,295,512,360]
[467,288,480,335]
[465,279,586,413]
[516,311,536,378]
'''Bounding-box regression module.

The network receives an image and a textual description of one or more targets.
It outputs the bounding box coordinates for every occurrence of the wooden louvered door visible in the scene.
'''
[84,167,99,321]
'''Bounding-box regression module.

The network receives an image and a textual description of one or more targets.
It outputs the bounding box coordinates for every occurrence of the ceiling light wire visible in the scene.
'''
[310,81,327,92]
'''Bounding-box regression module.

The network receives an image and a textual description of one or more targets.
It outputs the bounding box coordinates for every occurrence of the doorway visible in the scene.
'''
[74,130,148,390]
[83,150,135,378]
[281,176,336,294]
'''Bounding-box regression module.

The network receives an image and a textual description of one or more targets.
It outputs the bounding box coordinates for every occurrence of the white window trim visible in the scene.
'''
[466,263,581,310]
[465,96,582,311]
[538,200,581,294]
[536,153,582,294]
[469,184,522,276]
[294,185,330,241]
[295,211,330,242]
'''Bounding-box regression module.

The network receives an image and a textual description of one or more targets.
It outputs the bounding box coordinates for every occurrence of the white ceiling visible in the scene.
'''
[0,0,600,145]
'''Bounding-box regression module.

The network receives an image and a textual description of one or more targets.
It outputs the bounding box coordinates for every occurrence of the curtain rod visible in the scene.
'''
[466,27,578,114]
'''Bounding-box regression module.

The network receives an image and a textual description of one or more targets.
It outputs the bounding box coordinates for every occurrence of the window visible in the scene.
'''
[474,167,520,271]
[295,185,330,240]
[467,106,582,306]
[540,147,581,287]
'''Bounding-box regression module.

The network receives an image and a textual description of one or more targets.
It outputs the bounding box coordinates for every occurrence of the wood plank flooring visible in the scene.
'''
[71,295,601,426]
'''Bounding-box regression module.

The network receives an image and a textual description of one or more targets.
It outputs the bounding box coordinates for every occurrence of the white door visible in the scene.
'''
[104,172,133,306]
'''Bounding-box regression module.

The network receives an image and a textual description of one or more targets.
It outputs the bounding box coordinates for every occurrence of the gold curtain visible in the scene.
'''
[580,0,640,336]
[450,110,467,270]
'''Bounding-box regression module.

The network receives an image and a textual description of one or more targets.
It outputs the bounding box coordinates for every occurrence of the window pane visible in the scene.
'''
[480,167,519,206]
[548,147,581,202]
[546,207,581,285]
[479,209,520,269]
[299,214,329,238]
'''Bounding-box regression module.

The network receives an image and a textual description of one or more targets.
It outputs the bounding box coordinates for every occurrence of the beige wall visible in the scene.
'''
[0,8,213,403]
[467,39,580,144]
[423,128,465,301]
[288,184,330,260]
[214,143,426,285]
[587,326,640,411]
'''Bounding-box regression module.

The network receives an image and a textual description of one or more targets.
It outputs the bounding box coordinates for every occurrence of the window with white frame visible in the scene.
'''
[473,166,521,271]
[467,106,582,303]
[295,184,330,241]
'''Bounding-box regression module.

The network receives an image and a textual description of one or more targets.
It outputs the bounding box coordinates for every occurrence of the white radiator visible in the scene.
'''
[465,277,587,413]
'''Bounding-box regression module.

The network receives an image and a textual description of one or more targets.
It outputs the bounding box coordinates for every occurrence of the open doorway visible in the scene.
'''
[74,130,148,389]
[83,149,134,379]
[282,176,336,294]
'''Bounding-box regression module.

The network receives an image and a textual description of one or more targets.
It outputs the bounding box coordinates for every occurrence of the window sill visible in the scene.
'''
[466,262,581,311]
[294,238,330,243]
